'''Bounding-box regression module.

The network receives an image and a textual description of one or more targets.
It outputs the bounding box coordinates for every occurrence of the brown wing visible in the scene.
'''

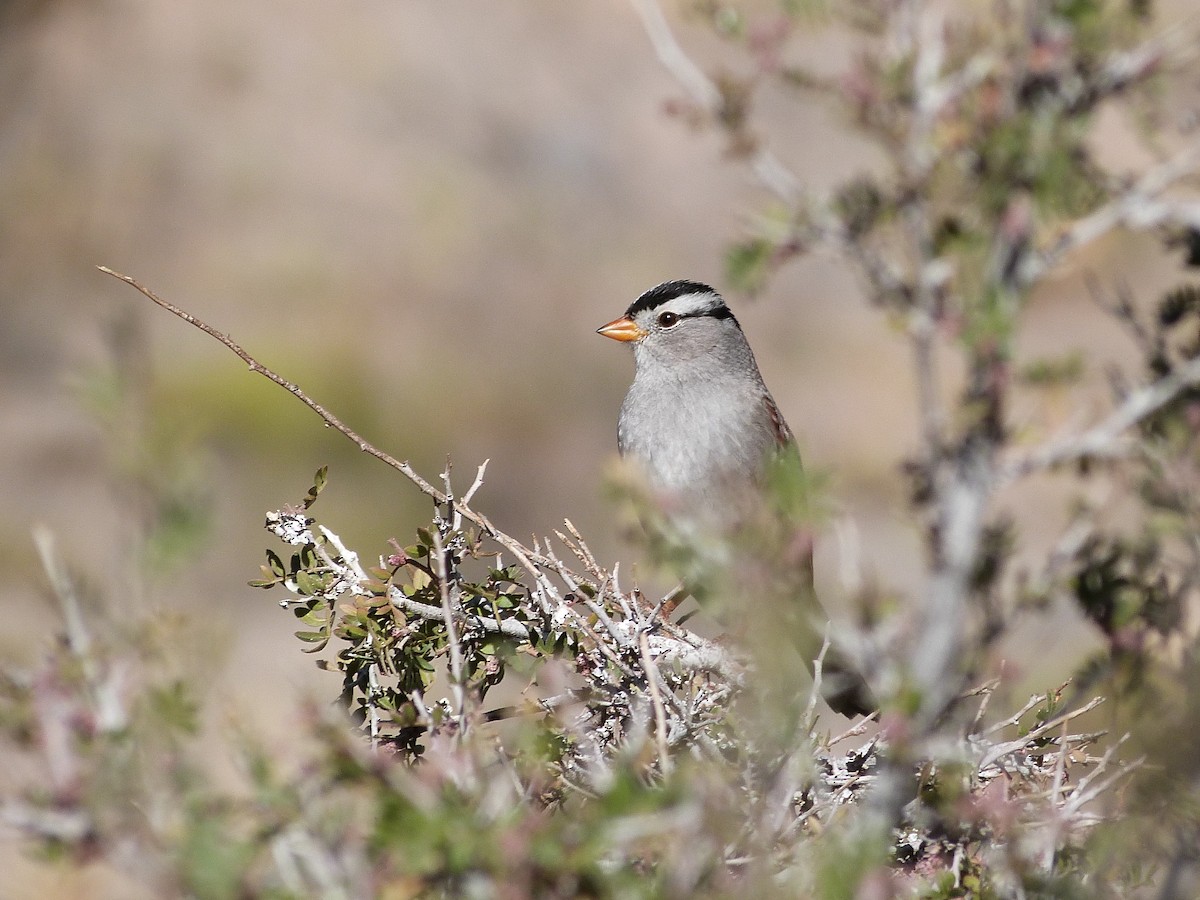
[762,392,813,588]
[764,394,794,447]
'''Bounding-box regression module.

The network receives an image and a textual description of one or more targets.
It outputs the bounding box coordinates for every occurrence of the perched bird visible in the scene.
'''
[597,280,874,717]
[596,280,793,524]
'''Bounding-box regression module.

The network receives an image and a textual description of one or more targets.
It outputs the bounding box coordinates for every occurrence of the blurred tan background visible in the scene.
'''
[2,0,1192,752]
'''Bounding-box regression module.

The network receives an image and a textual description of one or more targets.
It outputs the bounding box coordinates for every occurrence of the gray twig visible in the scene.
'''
[433,530,468,726]
[999,352,1200,483]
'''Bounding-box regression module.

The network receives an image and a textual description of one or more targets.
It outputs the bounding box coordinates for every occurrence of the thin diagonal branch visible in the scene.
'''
[629,0,719,109]
[1017,140,1200,288]
[999,351,1200,483]
[629,0,802,204]
[97,267,563,588]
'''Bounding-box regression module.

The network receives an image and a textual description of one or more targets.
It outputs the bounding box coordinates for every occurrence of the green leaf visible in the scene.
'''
[725,237,774,294]
[299,609,327,626]
[765,446,830,523]
[147,680,201,734]
[395,702,419,727]
[248,571,279,588]
[1019,352,1085,387]
[297,630,330,653]
[180,814,256,900]
[266,549,286,578]
[302,465,329,509]
[834,175,885,238]
[295,570,323,596]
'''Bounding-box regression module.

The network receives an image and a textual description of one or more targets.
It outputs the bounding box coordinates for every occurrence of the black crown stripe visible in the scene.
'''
[623,280,720,317]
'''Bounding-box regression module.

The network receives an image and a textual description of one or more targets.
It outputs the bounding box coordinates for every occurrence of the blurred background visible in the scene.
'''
[2,0,1193,760]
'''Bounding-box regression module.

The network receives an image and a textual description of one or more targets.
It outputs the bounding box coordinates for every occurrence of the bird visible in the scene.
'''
[596,280,793,525]
[597,280,875,718]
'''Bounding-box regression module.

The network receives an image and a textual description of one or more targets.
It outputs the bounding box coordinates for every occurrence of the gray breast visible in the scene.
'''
[618,374,777,519]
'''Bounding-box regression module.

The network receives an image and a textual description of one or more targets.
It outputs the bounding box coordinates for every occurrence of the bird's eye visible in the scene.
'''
[657,311,679,328]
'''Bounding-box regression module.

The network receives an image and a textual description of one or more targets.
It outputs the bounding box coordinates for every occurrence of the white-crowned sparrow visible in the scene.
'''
[596,280,793,523]
[598,280,875,717]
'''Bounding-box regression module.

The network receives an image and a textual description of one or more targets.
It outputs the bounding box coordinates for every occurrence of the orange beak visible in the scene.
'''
[596,316,645,343]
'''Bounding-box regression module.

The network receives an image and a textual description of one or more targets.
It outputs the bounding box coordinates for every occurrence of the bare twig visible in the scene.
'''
[827,711,879,749]
[804,631,832,734]
[978,696,1106,771]
[441,464,456,527]
[968,678,1000,734]
[611,563,637,620]
[97,268,443,506]
[1017,140,1200,288]
[903,4,950,459]
[544,544,629,650]
[1063,745,1143,815]
[628,0,719,109]
[639,631,672,774]
[647,583,684,623]
[462,459,489,506]
[561,518,601,576]
[628,0,802,204]
[33,526,128,734]
[433,530,468,725]
[33,527,92,664]
[1040,721,1073,872]
[984,689,1055,737]
[387,587,530,640]
[96,267,594,640]
[999,351,1200,483]
[322,527,382,744]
